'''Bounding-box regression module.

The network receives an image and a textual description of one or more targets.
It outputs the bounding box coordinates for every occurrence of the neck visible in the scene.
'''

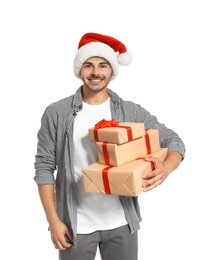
[82,86,109,105]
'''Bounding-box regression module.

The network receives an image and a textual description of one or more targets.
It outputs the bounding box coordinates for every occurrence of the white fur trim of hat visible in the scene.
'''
[73,32,133,80]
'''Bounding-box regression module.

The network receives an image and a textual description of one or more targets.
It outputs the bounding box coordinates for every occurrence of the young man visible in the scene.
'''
[34,32,186,260]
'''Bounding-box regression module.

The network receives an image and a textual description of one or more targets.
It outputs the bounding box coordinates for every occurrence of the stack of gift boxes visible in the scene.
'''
[82,119,168,197]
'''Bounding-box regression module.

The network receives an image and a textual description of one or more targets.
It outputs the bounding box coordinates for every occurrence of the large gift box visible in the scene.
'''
[88,119,145,144]
[82,148,168,197]
[96,129,160,166]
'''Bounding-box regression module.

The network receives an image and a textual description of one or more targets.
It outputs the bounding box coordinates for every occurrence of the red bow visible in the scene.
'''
[94,118,118,129]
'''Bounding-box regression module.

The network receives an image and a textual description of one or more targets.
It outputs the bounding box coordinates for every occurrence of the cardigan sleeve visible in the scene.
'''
[135,103,186,159]
[34,106,57,185]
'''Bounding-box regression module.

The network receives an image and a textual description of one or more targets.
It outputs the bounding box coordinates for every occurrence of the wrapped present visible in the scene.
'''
[89,119,145,144]
[82,148,168,197]
[97,129,160,166]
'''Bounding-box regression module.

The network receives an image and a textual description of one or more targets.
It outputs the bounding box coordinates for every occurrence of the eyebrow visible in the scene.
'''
[83,61,110,65]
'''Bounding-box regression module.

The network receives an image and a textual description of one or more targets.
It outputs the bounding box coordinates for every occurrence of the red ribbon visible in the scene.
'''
[94,118,118,129]
[94,119,118,141]
[144,128,151,154]
[102,165,114,194]
[150,161,155,171]
[93,118,133,142]
[102,142,110,165]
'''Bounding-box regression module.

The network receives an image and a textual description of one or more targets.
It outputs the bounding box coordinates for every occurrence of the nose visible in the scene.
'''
[91,66,100,75]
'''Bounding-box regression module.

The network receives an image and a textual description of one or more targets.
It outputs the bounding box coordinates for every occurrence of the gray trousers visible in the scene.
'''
[59,224,138,260]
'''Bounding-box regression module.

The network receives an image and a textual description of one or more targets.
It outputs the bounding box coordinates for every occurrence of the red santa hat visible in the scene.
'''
[73,32,133,80]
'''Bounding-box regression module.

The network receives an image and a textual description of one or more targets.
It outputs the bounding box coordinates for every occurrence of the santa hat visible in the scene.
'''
[73,32,133,80]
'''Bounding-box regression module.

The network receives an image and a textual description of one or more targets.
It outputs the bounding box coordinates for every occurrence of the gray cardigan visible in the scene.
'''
[34,86,186,246]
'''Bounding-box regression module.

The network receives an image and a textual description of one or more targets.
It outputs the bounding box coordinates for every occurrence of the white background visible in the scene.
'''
[0,0,203,259]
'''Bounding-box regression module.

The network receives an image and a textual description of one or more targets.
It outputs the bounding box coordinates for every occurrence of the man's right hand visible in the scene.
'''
[49,218,73,250]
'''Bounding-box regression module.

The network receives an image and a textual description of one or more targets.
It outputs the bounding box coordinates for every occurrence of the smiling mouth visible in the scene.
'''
[90,79,102,82]
[88,77,104,83]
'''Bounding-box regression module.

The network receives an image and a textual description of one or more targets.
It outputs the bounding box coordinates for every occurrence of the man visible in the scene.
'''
[34,32,186,260]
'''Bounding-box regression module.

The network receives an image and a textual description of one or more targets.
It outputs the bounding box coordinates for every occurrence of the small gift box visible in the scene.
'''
[89,119,145,144]
[97,129,160,166]
[82,148,168,197]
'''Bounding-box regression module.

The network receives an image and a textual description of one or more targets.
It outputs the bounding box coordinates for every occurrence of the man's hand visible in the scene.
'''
[142,151,182,192]
[142,156,168,192]
[49,218,73,250]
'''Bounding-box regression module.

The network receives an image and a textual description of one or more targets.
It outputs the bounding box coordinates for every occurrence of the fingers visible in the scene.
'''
[142,178,158,192]
[49,221,73,250]
[144,156,158,169]
[64,234,73,245]
[142,156,162,192]
[52,238,66,250]
[52,235,73,250]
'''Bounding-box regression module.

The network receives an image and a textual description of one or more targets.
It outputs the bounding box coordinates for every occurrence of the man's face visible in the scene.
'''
[80,56,113,93]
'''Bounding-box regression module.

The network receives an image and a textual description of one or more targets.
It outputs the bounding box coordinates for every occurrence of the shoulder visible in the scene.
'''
[40,95,74,125]
[48,95,74,111]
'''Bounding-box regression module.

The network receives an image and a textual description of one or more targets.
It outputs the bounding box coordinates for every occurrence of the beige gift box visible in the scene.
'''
[82,148,168,197]
[89,122,145,144]
[97,129,160,166]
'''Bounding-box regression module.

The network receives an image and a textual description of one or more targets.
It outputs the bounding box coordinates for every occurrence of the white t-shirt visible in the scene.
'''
[73,98,127,234]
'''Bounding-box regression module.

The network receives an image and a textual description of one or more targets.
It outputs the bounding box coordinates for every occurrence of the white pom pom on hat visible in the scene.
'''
[73,32,133,80]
